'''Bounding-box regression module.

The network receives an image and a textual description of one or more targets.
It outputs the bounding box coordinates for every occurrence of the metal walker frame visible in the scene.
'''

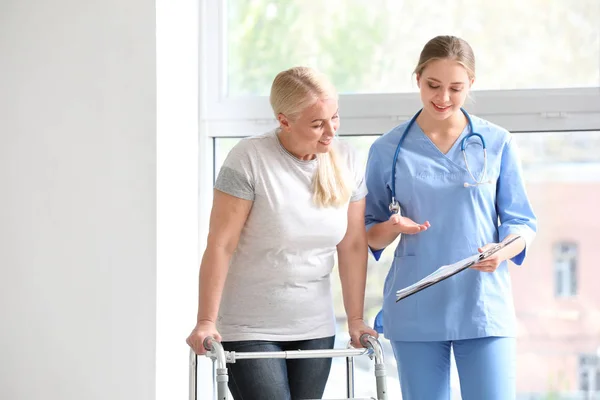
[189,334,388,400]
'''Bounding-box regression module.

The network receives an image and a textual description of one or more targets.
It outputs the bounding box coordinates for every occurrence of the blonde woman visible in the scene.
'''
[186,67,377,399]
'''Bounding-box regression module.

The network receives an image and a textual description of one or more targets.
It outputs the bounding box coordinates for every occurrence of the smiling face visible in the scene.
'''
[277,96,340,158]
[417,58,474,121]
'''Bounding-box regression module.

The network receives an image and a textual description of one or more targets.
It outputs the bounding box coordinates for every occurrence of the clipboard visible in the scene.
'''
[395,236,521,302]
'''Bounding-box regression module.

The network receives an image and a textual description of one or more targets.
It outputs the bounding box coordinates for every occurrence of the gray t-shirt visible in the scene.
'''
[214,129,367,341]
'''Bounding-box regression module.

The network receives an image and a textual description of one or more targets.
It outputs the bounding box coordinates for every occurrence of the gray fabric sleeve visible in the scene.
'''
[348,143,368,202]
[214,139,255,201]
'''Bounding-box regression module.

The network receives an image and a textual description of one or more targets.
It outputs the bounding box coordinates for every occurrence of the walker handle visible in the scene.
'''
[359,333,371,348]
[202,336,214,351]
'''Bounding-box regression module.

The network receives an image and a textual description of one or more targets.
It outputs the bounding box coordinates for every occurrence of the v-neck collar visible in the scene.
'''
[414,122,471,171]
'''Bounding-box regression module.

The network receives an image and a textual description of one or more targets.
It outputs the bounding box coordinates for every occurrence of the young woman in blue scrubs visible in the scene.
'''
[364,35,537,400]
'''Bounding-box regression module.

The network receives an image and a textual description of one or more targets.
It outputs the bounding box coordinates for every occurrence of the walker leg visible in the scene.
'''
[375,364,387,400]
[216,367,228,400]
[346,356,355,398]
[360,334,388,400]
[211,359,217,400]
[197,338,229,400]
[189,351,197,400]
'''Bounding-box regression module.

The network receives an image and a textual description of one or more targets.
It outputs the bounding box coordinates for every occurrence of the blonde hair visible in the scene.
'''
[270,67,352,208]
[414,35,476,80]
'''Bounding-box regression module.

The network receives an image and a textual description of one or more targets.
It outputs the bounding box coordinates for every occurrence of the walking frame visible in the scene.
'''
[189,334,388,400]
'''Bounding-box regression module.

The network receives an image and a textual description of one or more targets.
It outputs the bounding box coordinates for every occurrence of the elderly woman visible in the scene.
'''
[186,66,377,400]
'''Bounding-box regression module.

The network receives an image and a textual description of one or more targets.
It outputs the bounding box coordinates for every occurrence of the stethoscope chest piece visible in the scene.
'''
[388,198,401,214]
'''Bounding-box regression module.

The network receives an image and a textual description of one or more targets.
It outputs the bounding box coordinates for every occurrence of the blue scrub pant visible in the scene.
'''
[391,337,515,400]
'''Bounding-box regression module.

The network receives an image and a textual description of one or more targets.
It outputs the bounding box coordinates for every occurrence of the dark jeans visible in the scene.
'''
[221,335,336,400]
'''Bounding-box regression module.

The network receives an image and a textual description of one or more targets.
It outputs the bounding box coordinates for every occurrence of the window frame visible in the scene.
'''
[579,353,600,393]
[554,242,578,298]
[201,0,600,138]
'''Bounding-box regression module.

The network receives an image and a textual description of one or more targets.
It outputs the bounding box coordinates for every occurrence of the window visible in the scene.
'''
[579,354,600,393]
[554,242,578,298]
[202,0,600,132]
[227,0,600,96]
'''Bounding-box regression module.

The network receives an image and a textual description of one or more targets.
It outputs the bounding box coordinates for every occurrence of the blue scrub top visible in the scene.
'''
[365,114,537,342]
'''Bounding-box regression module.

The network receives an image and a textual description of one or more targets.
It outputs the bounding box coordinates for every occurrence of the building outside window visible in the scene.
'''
[554,242,578,298]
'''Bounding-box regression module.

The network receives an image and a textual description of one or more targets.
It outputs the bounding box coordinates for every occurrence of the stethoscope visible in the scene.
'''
[389,108,492,214]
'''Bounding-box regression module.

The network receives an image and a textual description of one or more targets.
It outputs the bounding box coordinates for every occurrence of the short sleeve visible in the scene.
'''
[496,136,538,265]
[214,139,256,201]
[347,143,368,202]
[364,144,393,261]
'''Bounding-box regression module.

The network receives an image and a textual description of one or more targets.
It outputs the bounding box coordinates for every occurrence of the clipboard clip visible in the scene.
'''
[477,235,521,262]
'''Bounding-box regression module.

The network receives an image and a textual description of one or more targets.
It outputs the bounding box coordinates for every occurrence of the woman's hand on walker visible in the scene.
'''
[348,318,378,348]
[186,320,222,356]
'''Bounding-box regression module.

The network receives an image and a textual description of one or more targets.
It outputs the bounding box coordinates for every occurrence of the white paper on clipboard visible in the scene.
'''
[395,236,521,302]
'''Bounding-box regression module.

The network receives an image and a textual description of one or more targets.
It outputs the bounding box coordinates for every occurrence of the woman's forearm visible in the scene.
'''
[367,220,400,251]
[337,239,368,322]
[197,245,233,323]
[497,234,526,262]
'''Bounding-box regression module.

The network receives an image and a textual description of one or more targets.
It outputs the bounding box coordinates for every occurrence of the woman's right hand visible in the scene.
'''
[186,320,222,355]
[389,214,430,234]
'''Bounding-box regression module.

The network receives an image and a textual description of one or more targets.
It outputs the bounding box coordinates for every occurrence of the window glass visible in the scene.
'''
[227,0,600,96]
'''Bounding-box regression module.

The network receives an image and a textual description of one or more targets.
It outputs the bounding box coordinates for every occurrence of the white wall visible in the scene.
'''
[156,0,204,399]
[0,0,161,399]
